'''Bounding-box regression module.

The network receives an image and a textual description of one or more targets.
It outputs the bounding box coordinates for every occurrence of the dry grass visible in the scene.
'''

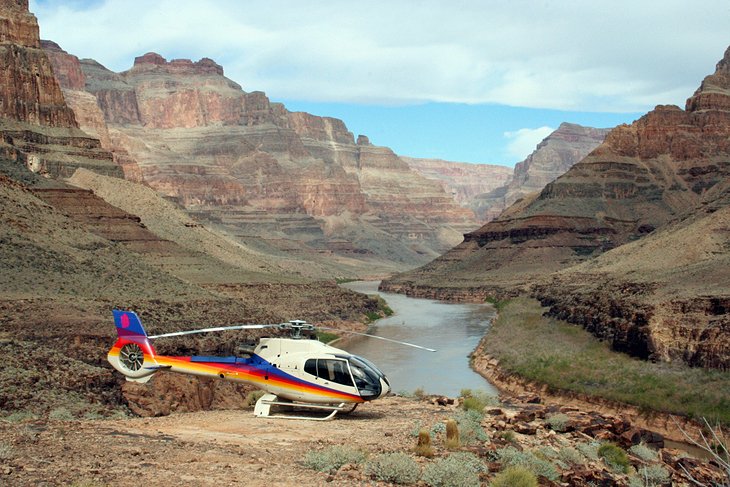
[483,298,730,425]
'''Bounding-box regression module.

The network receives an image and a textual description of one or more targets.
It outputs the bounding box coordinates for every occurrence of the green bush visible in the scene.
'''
[302,446,365,472]
[461,389,498,413]
[364,452,420,484]
[496,447,559,481]
[545,413,569,432]
[598,443,630,474]
[629,443,658,462]
[422,452,484,487]
[490,465,538,487]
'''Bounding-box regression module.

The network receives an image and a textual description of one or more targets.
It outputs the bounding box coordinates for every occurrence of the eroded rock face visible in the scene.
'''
[384,46,730,368]
[401,156,513,220]
[0,2,122,180]
[0,2,77,127]
[504,123,609,207]
[469,123,610,222]
[64,49,477,262]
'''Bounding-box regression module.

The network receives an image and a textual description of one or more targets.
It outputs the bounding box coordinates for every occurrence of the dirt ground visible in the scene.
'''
[0,396,453,486]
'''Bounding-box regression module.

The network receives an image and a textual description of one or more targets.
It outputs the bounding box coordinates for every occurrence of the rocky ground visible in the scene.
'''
[1,394,725,486]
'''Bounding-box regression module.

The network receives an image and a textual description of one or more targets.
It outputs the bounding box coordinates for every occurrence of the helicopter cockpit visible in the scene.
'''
[303,354,390,400]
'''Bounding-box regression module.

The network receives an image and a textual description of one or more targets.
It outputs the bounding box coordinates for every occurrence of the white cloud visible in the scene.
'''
[30,0,730,112]
[504,126,555,161]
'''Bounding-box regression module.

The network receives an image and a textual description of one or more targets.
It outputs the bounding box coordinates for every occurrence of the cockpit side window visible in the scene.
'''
[304,358,317,377]
[305,358,354,387]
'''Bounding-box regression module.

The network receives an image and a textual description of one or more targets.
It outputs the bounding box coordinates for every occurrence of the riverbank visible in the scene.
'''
[471,297,730,442]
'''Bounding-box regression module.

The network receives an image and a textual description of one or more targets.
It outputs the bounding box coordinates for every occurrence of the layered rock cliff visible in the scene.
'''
[384,46,730,369]
[0,0,121,179]
[468,123,609,221]
[401,156,513,221]
[56,49,478,266]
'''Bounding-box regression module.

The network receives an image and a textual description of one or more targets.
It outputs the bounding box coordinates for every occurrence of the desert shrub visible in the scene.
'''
[422,452,483,487]
[598,443,630,474]
[496,446,559,481]
[2,411,37,422]
[244,390,265,408]
[414,429,434,458]
[490,465,538,487]
[364,452,420,484]
[629,443,658,462]
[454,409,488,445]
[629,464,671,487]
[365,311,381,322]
[576,441,600,460]
[545,413,569,432]
[302,446,365,472]
[49,407,74,421]
[82,410,106,420]
[413,387,427,400]
[496,430,516,443]
[557,447,584,466]
[430,421,446,437]
[0,442,12,460]
[461,389,498,413]
[630,464,670,486]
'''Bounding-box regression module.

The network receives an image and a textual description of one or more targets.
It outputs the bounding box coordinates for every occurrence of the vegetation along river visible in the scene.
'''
[339,281,498,398]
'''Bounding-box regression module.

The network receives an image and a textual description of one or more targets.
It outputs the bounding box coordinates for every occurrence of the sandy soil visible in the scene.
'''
[1,396,454,486]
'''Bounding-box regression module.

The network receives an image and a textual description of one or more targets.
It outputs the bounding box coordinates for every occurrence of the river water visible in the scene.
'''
[339,281,498,397]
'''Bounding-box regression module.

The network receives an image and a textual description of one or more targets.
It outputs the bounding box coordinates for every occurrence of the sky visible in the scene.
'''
[30,0,730,166]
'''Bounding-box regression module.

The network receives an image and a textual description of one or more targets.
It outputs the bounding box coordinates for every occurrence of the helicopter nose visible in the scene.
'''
[379,377,391,398]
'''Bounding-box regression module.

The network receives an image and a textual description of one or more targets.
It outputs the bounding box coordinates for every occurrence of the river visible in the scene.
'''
[339,281,498,398]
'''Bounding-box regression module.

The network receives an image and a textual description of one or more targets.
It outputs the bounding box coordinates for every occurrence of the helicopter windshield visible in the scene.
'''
[348,356,383,398]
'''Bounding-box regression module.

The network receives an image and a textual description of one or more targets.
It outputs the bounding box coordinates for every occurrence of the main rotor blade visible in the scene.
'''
[318,327,436,352]
[148,324,273,339]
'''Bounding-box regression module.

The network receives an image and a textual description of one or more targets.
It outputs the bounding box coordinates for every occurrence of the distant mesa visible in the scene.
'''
[132,52,224,75]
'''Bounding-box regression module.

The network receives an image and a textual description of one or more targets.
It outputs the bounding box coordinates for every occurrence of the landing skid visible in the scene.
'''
[253,393,357,421]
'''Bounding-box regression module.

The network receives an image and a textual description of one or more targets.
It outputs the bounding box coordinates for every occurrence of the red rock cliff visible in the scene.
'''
[0,0,77,127]
[0,1,122,179]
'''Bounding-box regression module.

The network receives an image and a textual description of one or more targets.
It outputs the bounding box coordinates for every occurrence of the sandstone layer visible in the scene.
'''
[51,47,478,269]
[0,1,121,179]
[384,46,730,369]
[402,156,513,221]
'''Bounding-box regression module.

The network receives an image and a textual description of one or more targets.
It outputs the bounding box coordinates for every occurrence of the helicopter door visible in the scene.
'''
[303,358,354,387]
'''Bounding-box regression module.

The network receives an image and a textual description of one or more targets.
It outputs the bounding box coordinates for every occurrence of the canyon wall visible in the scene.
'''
[384,46,730,369]
[469,123,610,221]
[50,48,485,267]
[0,1,121,179]
[402,156,513,221]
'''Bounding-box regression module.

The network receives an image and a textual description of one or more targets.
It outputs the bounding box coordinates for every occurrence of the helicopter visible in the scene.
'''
[107,310,435,420]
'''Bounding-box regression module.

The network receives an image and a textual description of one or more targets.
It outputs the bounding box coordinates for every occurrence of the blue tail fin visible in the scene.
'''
[112,310,148,338]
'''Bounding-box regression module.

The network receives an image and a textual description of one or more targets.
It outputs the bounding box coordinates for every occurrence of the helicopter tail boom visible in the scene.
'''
[107,310,159,383]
